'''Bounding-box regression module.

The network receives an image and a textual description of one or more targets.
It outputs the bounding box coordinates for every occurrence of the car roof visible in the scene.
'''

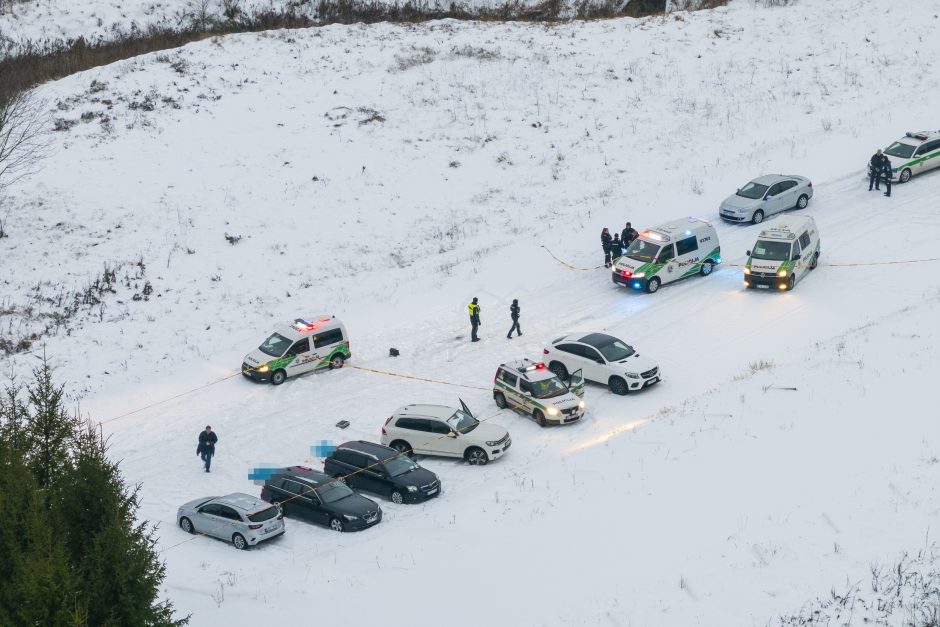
[274,316,341,341]
[395,404,456,420]
[894,130,940,145]
[337,440,398,461]
[217,493,270,512]
[750,174,793,185]
[758,214,816,238]
[272,467,334,486]
[577,332,619,347]
[500,359,557,381]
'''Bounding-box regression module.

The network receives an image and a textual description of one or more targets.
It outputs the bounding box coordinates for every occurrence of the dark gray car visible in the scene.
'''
[177,492,285,550]
[719,174,813,224]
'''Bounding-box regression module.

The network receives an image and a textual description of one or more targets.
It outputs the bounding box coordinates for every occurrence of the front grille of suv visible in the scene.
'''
[641,367,658,379]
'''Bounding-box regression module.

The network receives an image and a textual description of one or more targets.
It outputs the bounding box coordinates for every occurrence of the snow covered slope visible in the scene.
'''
[3,0,940,624]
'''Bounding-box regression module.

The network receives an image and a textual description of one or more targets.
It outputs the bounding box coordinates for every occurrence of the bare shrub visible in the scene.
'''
[392,46,436,72]
[0,90,50,195]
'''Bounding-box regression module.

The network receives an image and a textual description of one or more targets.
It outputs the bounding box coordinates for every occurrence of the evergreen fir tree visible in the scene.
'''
[24,355,77,489]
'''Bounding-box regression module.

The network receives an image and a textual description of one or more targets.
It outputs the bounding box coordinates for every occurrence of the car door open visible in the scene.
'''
[569,369,585,398]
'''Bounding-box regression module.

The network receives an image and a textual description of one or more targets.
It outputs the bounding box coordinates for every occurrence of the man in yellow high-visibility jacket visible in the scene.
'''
[468,297,481,342]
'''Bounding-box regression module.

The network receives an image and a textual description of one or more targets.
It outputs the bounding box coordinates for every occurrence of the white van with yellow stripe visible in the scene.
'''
[744,215,820,291]
[612,217,721,293]
[493,359,584,427]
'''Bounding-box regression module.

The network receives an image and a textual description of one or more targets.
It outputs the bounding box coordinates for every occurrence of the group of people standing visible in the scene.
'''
[601,222,639,268]
[868,149,893,197]
[467,297,521,342]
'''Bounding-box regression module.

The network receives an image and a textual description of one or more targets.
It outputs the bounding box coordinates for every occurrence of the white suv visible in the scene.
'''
[381,401,511,466]
[543,332,660,396]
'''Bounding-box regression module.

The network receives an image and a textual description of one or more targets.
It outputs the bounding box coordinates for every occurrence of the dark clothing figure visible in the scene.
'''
[468,298,481,342]
[881,156,892,197]
[622,224,638,245]
[868,152,883,190]
[196,428,218,472]
[601,230,613,268]
[507,300,521,339]
[610,235,624,260]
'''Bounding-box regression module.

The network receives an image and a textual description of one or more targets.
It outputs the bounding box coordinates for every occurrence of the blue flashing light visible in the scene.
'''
[716,257,722,264]
[632,282,641,289]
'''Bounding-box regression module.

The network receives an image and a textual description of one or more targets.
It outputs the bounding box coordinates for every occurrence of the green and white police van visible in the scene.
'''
[871,130,940,183]
[493,359,585,427]
[242,316,350,385]
[612,217,721,293]
[744,215,820,291]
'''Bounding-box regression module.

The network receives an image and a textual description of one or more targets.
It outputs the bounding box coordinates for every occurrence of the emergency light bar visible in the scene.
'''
[642,230,668,242]
[516,360,547,374]
[293,316,332,332]
[759,228,796,240]
[906,132,930,141]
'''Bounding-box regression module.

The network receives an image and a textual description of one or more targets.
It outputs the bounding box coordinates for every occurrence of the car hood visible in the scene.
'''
[465,421,509,442]
[721,194,761,211]
[615,353,658,375]
[243,348,273,366]
[391,466,438,489]
[748,259,786,273]
[326,493,380,518]
[542,393,581,410]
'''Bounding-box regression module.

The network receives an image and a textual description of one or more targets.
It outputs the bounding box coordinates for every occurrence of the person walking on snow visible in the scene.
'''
[868,149,883,191]
[507,299,521,339]
[610,233,624,261]
[197,425,218,473]
[601,228,613,268]
[622,222,638,246]
[468,297,482,342]
[880,154,892,197]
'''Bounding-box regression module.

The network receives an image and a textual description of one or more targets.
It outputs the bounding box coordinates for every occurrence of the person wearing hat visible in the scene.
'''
[468,297,482,342]
[507,299,521,339]
[196,425,218,473]
[622,222,638,246]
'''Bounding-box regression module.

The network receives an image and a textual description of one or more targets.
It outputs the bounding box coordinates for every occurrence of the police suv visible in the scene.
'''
[493,359,585,427]
[744,215,820,291]
[612,217,721,293]
[242,316,350,385]
[870,131,940,183]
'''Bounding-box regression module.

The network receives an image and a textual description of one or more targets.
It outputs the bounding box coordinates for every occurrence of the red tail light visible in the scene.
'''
[543,348,549,355]
[248,523,263,530]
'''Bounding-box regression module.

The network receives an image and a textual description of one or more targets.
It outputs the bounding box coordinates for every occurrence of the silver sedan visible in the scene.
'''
[177,493,285,550]
[719,174,814,224]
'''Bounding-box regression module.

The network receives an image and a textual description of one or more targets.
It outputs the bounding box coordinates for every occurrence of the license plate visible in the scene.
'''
[426,488,438,495]
[646,377,658,386]
[757,284,769,289]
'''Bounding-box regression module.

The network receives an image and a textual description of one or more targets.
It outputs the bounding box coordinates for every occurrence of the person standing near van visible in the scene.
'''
[880,155,892,197]
[468,297,481,342]
[622,222,638,245]
[507,299,521,339]
[610,233,624,260]
[601,228,613,268]
[196,425,218,473]
[868,149,883,191]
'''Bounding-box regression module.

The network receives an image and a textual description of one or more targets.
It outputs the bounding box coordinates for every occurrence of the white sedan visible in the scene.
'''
[543,332,660,395]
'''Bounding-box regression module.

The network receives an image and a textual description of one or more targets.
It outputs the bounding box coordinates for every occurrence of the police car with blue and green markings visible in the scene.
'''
[242,316,350,385]
[493,359,585,427]
[612,217,721,293]
[872,131,940,183]
[743,215,820,291]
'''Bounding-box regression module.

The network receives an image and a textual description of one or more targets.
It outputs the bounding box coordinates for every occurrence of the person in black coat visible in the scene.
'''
[880,155,892,197]
[196,425,218,472]
[868,149,883,191]
[507,299,521,339]
[610,233,624,260]
[601,228,613,268]
[622,222,638,246]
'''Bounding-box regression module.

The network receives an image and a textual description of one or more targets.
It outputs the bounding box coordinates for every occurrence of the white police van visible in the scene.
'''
[744,215,820,291]
[242,316,350,385]
[612,217,721,293]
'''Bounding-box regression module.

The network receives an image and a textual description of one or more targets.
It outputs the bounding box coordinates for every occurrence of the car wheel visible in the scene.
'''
[752,210,764,225]
[534,410,547,428]
[329,354,344,369]
[179,517,194,534]
[494,392,507,409]
[900,168,912,183]
[465,447,489,466]
[232,533,248,550]
[271,369,287,385]
[787,275,795,291]
[391,490,404,505]
[645,277,661,294]
[700,261,714,276]
[810,252,819,270]
[548,361,568,380]
[796,194,809,209]
[329,517,345,532]
[609,376,629,396]
[390,440,413,458]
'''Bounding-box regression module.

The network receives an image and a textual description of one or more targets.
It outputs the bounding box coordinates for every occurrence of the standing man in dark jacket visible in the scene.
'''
[197,425,218,473]
[610,233,624,260]
[868,149,883,191]
[601,228,613,268]
[881,155,892,197]
[622,222,638,246]
[507,299,521,339]
[468,297,481,342]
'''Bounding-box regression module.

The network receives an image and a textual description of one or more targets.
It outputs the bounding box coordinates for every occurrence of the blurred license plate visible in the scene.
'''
[426,488,438,495]
[757,285,769,289]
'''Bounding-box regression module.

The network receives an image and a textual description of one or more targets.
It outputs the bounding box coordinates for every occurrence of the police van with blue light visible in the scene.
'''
[242,316,350,385]
[870,131,940,183]
[612,217,721,293]
[743,215,820,291]
[492,359,585,427]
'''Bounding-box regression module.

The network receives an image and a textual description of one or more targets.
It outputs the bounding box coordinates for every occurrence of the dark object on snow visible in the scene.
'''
[389,348,400,357]
[335,420,350,429]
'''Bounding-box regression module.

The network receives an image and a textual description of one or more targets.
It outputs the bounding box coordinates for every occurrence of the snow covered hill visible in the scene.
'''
[4,0,940,624]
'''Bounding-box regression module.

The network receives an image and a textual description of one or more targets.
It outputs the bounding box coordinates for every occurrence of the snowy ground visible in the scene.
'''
[4,0,940,624]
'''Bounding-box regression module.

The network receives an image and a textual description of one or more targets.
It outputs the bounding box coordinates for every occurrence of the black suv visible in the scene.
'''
[260,466,381,532]
[324,441,441,504]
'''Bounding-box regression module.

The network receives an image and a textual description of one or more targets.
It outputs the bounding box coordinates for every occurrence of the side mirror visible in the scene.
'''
[522,390,532,397]
[793,253,801,260]
[746,250,751,257]
[447,431,458,438]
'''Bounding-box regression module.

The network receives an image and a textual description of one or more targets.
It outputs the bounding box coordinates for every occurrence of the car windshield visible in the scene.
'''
[247,506,279,522]
[383,455,419,477]
[737,181,769,199]
[316,480,355,504]
[530,377,569,399]
[446,410,479,433]
[751,240,792,261]
[258,332,292,357]
[593,338,635,362]
[623,239,661,264]
[884,142,916,159]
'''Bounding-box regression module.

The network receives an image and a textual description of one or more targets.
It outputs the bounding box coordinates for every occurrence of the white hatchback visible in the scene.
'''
[381,400,511,466]
[543,332,660,396]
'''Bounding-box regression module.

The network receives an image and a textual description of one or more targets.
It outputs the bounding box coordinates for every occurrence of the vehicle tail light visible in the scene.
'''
[382,415,392,435]
[621,270,631,278]
[543,348,549,355]
[248,523,263,530]
[807,181,813,188]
